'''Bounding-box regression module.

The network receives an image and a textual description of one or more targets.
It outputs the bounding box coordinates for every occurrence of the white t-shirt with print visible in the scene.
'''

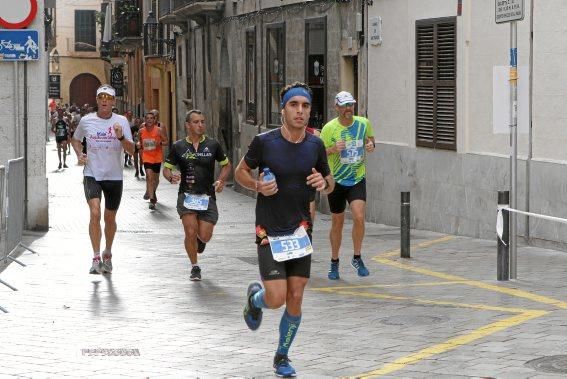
[73,113,133,181]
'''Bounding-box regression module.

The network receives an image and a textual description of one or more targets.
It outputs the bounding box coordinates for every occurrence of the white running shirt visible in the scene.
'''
[73,113,133,181]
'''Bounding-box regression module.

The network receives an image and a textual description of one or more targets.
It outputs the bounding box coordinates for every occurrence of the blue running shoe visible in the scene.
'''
[274,354,296,377]
[243,281,263,330]
[351,256,370,277]
[328,261,340,280]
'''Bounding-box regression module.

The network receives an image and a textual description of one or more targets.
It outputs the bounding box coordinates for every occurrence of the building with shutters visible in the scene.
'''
[158,0,365,179]
[365,0,567,247]
[50,0,110,107]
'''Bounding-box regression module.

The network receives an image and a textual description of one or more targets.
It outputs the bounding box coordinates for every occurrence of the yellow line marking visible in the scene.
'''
[311,281,465,291]
[376,236,456,258]
[313,288,538,314]
[354,310,548,378]
[374,257,567,309]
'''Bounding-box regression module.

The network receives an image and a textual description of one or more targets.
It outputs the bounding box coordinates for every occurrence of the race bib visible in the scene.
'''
[268,226,313,262]
[56,128,66,137]
[340,139,364,164]
[183,193,209,210]
[143,139,157,151]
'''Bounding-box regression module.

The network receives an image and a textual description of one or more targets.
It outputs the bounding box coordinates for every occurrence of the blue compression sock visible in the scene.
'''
[251,289,268,309]
[276,309,302,356]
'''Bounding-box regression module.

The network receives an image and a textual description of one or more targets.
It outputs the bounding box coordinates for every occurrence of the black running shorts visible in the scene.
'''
[83,176,123,211]
[143,162,162,173]
[176,192,219,224]
[257,243,311,281]
[55,136,68,144]
[327,178,367,214]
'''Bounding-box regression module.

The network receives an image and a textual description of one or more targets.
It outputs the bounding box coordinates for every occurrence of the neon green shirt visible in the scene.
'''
[320,116,374,186]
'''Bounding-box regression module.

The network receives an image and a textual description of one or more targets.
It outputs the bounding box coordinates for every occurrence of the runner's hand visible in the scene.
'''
[78,153,87,166]
[170,172,181,184]
[365,140,375,152]
[214,179,225,193]
[113,123,123,139]
[257,172,278,196]
[335,140,346,153]
[307,168,326,191]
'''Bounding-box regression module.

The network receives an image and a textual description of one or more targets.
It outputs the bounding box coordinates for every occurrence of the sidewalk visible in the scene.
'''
[0,139,566,378]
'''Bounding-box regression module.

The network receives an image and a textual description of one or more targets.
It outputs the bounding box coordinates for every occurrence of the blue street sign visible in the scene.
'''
[0,30,39,61]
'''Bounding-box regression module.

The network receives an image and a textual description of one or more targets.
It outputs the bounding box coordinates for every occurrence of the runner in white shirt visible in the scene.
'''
[71,84,135,275]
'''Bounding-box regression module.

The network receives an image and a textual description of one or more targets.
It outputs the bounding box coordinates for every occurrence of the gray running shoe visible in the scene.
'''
[89,257,102,275]
[101,255,113,274]
[189,266,201,281]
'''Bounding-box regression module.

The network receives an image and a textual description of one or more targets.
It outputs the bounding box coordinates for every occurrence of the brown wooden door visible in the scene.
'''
[69,73,101,108]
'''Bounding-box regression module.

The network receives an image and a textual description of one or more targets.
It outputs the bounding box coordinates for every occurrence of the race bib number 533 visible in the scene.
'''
[268,226,313,262]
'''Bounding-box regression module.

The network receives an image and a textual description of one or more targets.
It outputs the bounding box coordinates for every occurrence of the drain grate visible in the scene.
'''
[379,315,448,326]
[525,355,567,374]
[82,348,140,357]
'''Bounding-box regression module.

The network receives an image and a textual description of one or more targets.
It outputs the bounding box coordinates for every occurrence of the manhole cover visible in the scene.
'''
[82,348,140,357]
[379,315,448,326]
[525,355,567,374]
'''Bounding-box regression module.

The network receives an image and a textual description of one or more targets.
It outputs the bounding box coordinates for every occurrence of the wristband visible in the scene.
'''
[117,135,125,141]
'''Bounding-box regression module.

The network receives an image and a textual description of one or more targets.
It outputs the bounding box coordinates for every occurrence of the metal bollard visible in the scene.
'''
[401,192,410,258]
[497,191,510,281]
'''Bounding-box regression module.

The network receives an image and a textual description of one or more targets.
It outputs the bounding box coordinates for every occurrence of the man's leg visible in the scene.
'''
[103,208,118,252]
[273,276,307,377]
[56,143,62,166]
[181,213,202,280]
[196,219,214,253]
[350,200,366,255]
[61,141,68,166]
[330,212,345,260]
[146,168,155,203]
[87,198,102,254]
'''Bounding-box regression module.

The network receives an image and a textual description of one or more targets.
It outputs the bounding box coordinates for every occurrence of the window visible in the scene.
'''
[266,23,285,127]
[416,17,457,150]
[75,10,96,52]
[245,28,257,124]
[305,17,326,130]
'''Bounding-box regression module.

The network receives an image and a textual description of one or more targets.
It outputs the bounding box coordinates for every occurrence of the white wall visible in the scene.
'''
[0,0,48,229]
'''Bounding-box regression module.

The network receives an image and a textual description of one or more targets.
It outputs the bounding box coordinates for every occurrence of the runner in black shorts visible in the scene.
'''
[83,176,123,211]
[162,109,231,281]
[51,108,69,169]
[235,82,334,378]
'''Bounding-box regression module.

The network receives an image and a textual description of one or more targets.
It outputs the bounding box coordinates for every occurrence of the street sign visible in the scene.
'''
[111,67,124,97]
[0,30,39,61]
[495,0,524,24]
[48,74,61,99]
[0,0,38,29]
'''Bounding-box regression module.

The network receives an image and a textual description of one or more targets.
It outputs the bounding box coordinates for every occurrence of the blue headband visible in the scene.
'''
[280,87,312,108]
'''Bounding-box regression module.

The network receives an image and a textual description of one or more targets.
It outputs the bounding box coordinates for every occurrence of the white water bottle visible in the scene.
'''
[262,167,276,183]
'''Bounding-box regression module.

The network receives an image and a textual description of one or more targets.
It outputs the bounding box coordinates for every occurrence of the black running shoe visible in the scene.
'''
[189,266,201,281]
[58,163,62,169]
[197,238,206,254]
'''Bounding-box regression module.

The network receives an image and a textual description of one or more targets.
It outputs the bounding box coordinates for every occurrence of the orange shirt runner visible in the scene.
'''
[138,125,165,164]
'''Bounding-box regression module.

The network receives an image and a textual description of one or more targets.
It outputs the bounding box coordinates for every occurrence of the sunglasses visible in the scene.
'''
[97,94,115,100]
[338,102,355,108]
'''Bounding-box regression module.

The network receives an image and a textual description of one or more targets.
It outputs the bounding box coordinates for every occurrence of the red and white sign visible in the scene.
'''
[0,0,38,29]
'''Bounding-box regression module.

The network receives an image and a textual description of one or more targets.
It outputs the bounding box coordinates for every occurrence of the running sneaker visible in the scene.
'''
[89,256,102,275]
[101,254,113,274]
[273,354,296,378]
[328,261,340,280]
[197,238,206,254]
[135,171,139,178]
[243,281,263,330]
[140,170,145,177]
[149,203,156,210]
[63,164,68,168]
[351,256,370,277]
[189,266,201,281]
[58,163,62,169]
[143,192,150,200]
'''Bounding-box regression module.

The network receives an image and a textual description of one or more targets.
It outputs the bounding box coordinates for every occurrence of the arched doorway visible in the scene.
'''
[69,73,100,107]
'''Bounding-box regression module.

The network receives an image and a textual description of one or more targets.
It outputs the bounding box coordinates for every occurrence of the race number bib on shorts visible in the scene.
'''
[268,226,313,262]
[183,193,209,210]
[340,139,364,164]
[143,139,157,151]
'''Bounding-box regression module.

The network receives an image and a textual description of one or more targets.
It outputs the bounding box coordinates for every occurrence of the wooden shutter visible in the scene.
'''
[416,17,456,150]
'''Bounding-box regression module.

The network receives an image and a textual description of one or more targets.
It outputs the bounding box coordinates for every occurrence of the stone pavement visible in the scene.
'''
[0,140,567,378]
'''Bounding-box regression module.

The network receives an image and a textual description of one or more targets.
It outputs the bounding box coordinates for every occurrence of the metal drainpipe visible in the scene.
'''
[23,61,28,228]
[525,0,534,241]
